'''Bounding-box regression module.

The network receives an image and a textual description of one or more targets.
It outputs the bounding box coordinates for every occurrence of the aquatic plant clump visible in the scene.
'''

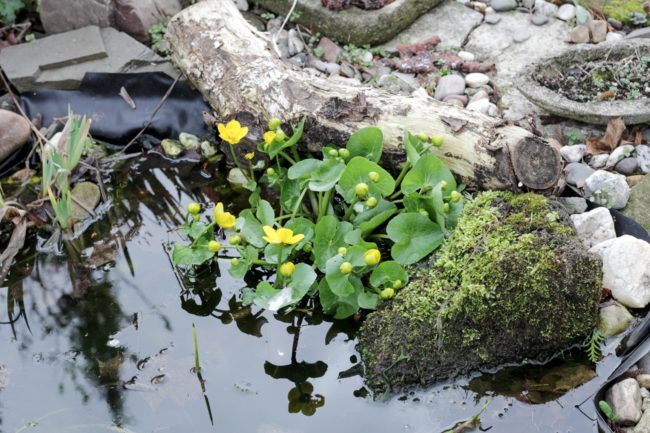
[535,55,650,103]
[357,192,602,391]
[171,119,464,319]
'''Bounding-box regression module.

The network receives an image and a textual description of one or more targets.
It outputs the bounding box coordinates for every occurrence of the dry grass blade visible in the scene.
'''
[0,216,27,286]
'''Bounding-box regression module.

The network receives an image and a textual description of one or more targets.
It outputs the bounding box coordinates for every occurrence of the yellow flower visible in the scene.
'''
[262,225,304,245]
[244,152,255,160]
[218,120,248,145]
[364,248,381,266]
[214,202,236,229]
[263,131,277,145]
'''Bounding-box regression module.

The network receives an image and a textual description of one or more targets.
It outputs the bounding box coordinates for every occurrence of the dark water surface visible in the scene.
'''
[0,157,617,433]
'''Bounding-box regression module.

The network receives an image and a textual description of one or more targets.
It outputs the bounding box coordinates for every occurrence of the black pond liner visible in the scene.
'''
[1,72,213,176]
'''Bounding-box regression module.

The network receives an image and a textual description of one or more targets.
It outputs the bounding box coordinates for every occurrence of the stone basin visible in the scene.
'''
[254,0,443,46]
[516,39,650,125]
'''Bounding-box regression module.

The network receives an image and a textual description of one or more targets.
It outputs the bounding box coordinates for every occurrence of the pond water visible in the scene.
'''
[0,156,621,433]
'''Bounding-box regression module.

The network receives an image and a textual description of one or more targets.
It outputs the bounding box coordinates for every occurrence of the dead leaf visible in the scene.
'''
[586,118,625,154]
[635,130,643,145]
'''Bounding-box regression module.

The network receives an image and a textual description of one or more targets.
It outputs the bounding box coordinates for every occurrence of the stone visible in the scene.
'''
[287,29,305,56]
[638,375,650,389]
[608,18,623,30]
[466,98,490,114]
[570,25,590,44]
[557,4,576,20]
[308,57,341,76]
[465,72,490,88]
[234,0,249,10]
[485,13,502,24]
[590,236,650,309]
[513,29,531,43]
[491,0,517,12]
[40,0,115,34]
[605,378,642,426]
[531,14,549,25]
[379,72,420,93]
[627,175,646,188]
[256,0,446,46]
[521,0,535,9]
[560,144,586,163]
[559,197,588,214]
[316,37,342,63]
[70,182,101,221]
[589,20,608,43]
[434,74,466,100]
[584,170,630,209]
[486,103,499,117]
[565,162,595,187]
[458,51,476,62]
[114,0,182,43]
[589,154,610,169]
[534,0,559,16]
[606,32,624,42]
[0,109,31,163]
[636,145,650,173]
[616,158,639,176]
[359,192,602,390]
[627,28,650,40]
[598,301,634,338]
[622,175,650,233]
[570,207,616,248]
[634,403,650,433]
[382,1,484,50]
[608,145,636,168]
[443,94,469,106]
[469,89,489,102]
[0,26,173,92]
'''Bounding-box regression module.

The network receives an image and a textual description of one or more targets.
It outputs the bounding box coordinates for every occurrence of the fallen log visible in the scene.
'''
[166,0,563,192]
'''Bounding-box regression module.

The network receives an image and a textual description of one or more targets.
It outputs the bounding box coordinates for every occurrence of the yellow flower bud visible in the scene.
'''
[415,133,429,141]
[244,152,255,160]
[229,235,242,245]
[187,202,201,215]
[355,182,369,198]
[392,280,403,289]
[339,261,353,274]
[231,258,240,266]
[266,167,276,177]
[208,240,221,252]
[431,135,444,148]
[368,171,380,183]
[443,203,450,213]
[380,288,395,300]
[419,208,429,217]
[275,130,287,141]
[364,248,381,266]
[451,191,461,202]
[338,148,350,160]
[366,197,378,208]
[440,180,448,190]
[279,261,296,278]
[268,118,282,131]
[328,149,339,157]
[338,247,347,256]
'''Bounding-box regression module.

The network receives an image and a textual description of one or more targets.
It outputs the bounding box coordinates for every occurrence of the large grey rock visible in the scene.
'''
[0,110,31,163]
[590,236,650,309]
[0,26,175,91]
[564,162,594,186]
[606,378,642,426]
[598,301,634,338]
[607,144,635,168]
[517,40,650,125]
[255,0,445,46]
[434,74,466,100]
[114,0,182,43]
[628,28,650,40]
[561,144,586,163]
[40,0,115,33]
[559,197,588,214]
[633,401,650,433]
[383,1,483,50]
[584,170,630,209]
[637,145,650,173]
[622,175,650,233]
[557,3,576,20]
[570,207,616,248]
[491,0,517,12]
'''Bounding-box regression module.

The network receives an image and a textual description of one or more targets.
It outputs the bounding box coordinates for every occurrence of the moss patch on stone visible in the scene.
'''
[584,0,647,25]
[357,192,602,392]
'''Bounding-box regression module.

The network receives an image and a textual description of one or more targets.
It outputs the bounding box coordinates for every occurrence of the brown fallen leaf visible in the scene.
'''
[586,117,626,154]
[635,129,643,145]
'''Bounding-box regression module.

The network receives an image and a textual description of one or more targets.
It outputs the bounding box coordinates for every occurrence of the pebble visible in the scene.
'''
[534,0,559,16]
[570,25,590,44]
[443,94,469,106]
[469,89,489,102]
[465,72,490,88]
[560,144,586,163]
[589,153,609,169]
[556,3,576,21]
[0,109,31,163]
[608,144,635,168]
[458,51,476,62]
[599,301,634,338]
[638,375,650,389]
[570,207,616,248]
[627,175,646,188]
[615,157,639,176]
[287,29,304,56]
[607,17,623,30]
[636,144,650,173]
[486,103,499,117]
[317,37,342,63]
[590,236,650,309]
[606,32,624,42]
[559,197,588,214]
[434,74,466,100]
[466,98,490,114]
[584,170,630,209]
[605,378,643,426]
[564,162,594,187]
[485,13,502,24]
[589,20,608,43]
[531,14,549,25]
[490,0,517,11]
[521,0,535,9]
[340,63,356,78]
[513,29,531,43]
[308,57,340,76]
[411,87,429,98]
[287,53,308,67]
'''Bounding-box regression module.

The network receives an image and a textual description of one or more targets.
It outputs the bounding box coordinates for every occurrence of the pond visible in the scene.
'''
[0,156,620,433]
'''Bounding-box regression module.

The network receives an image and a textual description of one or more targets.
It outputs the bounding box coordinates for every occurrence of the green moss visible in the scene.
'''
[358,192,602,392]
[582,0,647,25]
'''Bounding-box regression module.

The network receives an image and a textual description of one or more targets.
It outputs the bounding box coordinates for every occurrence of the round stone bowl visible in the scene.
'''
[516,39,650,125]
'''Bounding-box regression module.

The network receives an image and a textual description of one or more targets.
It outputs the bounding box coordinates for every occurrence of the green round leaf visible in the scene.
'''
[346,127,383,162]
[325,255,355,297]
[313,216,353,272]
[369,261,408,288]
[386,212,444,265]
[253,263,316,311]
[338,157,395,204]
[256,199,275,227]
[172,243,215,266]
[401,153,456,196]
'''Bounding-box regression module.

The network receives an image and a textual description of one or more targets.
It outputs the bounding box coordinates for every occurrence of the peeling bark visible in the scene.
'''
[166,0,563,192]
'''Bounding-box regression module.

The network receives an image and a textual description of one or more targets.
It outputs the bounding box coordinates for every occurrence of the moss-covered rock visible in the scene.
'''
[358,192,602,391]
[583,0,647,25]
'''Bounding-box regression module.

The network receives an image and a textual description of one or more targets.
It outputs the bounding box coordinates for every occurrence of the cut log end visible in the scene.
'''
[511,136,563,190]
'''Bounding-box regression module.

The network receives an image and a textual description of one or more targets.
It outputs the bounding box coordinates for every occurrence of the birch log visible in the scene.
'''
[166,0,563,192]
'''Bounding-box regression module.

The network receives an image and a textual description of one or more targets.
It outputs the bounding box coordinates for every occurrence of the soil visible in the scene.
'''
[534,55,650,103]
